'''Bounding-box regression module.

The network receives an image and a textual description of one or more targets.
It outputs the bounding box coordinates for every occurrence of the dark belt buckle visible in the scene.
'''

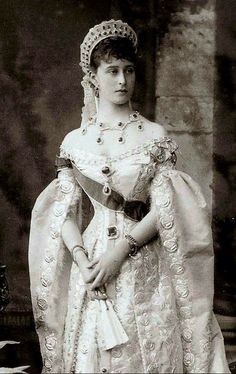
[106,226,119,240]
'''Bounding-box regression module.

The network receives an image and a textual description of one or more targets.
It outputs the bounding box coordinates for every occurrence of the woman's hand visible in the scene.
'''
[77,257,108,300]
[85,239,129,290]
[85,284,107,301]
[80,265,95,284]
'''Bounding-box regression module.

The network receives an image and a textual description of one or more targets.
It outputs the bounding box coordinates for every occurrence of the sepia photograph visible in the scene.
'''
[0,0,235,373]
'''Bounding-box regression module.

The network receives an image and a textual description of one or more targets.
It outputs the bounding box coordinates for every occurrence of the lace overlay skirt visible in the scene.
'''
[62,202,183,373]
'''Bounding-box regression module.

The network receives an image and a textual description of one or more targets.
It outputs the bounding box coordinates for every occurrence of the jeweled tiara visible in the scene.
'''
[80,19,138,74]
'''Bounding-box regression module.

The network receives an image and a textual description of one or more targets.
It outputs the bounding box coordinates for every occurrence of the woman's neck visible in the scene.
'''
[96,99,132,124]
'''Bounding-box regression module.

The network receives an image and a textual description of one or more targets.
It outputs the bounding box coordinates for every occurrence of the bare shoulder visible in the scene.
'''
[139,115,167,139]
[61,128,82,148]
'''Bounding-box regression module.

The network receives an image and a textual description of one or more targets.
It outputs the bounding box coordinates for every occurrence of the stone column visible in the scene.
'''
[155,0,215,206]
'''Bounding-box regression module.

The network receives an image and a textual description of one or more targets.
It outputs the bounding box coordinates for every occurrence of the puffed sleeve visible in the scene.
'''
[149,138,229,373]
[28,137,82,373]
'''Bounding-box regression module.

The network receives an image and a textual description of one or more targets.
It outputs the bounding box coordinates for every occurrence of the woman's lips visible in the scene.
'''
[116,89,128,94]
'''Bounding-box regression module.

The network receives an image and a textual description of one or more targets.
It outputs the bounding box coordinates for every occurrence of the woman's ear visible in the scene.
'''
[88,71,98,88]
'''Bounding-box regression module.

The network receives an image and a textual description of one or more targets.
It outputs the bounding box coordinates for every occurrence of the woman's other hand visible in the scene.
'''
[85,239,129,289]
[85,284,107,301]
[80,265,95,284]
[73,250,95,284]
[76,253,108,300]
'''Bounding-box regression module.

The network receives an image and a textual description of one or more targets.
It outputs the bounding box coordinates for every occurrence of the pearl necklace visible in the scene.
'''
[81,111,144,144]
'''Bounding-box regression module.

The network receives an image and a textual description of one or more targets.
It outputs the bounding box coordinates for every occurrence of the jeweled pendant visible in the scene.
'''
[131,111,139,120]
[101,165,111,175]
[97,137,103,144]
[103,183,111,195]
[137,122,143,131]
[118,136,125,144]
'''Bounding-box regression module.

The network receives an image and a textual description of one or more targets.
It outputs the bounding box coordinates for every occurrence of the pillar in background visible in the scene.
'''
[155,0,215,205]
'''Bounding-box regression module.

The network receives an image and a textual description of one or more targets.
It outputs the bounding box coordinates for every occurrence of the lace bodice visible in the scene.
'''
[60,135,178,202]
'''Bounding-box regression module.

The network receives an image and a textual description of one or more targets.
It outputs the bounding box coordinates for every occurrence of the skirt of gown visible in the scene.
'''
[29,138,230,373]
[62,199,184,374]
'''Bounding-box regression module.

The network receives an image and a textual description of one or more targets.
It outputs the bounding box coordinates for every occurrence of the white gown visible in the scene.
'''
[29,131,230,373]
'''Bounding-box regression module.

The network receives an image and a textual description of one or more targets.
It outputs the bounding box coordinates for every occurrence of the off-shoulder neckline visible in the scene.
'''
[60,136,178,164]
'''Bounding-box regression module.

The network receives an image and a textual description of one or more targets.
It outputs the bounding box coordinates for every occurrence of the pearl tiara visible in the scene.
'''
[80,19,138,74]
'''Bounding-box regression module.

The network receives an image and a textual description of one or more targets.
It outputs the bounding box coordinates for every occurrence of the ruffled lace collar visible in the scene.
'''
[60,136,178,165]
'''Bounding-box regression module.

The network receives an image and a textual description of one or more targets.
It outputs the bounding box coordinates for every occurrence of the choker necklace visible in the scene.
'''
[81,111,144,144]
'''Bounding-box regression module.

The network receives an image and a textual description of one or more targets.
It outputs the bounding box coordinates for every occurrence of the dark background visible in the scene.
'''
[0,0,235,372]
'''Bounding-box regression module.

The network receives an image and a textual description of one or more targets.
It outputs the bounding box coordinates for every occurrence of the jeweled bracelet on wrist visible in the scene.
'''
[124,234,140,257]
[70,244,88,260]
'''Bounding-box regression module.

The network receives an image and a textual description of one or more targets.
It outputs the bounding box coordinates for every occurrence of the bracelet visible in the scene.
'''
[70,244,88,260]
[124,234,140,257]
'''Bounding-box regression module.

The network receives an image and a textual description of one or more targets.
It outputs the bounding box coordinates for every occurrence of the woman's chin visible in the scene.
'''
[111,97,130,106]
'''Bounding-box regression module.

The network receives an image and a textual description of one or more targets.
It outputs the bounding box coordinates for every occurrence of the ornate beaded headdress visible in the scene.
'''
[80,19,138,74]
[80,20,138,126]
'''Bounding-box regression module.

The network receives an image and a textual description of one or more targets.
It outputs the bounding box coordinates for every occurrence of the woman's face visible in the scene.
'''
[94,57,135,105]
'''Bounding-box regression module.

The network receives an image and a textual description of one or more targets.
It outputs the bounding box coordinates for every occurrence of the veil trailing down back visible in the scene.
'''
[28,20,230,373]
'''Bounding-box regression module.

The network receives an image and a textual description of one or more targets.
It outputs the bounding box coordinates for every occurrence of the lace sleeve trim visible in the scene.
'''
[151,172,195,372]
[35,169,82,371]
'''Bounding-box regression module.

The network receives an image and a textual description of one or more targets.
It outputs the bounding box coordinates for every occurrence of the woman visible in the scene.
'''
[29,20,230,373]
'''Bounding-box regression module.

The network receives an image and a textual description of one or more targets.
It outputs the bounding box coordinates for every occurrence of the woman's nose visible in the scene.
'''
[118,72,126,85]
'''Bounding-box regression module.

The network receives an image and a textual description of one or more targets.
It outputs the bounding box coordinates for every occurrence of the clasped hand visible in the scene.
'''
[85,241,128,290]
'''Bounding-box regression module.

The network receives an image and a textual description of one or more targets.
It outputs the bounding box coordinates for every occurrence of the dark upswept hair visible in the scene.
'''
[90,36,137,71]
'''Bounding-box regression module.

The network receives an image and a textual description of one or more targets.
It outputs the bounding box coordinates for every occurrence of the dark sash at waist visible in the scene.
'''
[72,164,149,221]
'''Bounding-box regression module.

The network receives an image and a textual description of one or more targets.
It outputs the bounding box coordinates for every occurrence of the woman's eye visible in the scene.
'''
[126,67,135,74]
[109,70,118,75]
